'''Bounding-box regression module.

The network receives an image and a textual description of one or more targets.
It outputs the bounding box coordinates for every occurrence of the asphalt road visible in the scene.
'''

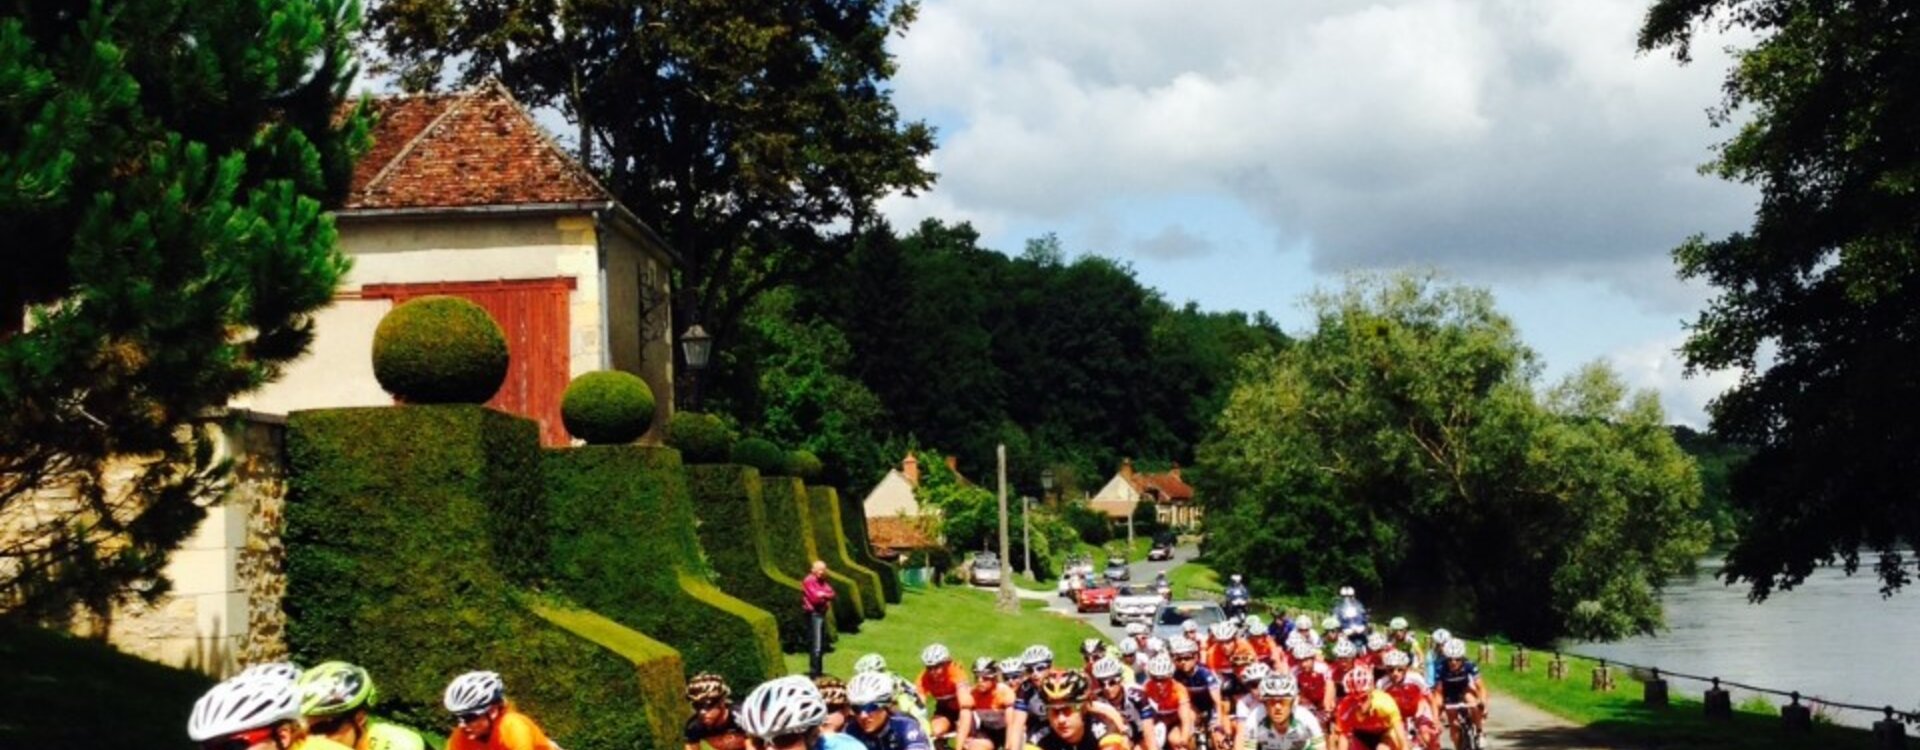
[1031,543,1197,641]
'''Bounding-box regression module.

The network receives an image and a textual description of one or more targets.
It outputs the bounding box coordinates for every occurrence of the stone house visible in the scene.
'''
[1088,458,1199,527]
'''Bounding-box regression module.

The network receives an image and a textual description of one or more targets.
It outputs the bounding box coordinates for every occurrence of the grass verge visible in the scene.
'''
[0,623,214,749]
[785,585,1103,677]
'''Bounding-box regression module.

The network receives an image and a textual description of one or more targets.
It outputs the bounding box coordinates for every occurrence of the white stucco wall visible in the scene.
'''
[1089,474,1140,506]
[863,470,921,519]
[234,298,391,415]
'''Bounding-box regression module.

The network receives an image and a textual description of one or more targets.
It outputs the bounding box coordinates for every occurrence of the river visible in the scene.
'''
[1565,554,1920,727]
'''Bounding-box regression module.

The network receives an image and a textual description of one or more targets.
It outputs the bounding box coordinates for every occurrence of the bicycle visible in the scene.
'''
[1441,703,1480,750]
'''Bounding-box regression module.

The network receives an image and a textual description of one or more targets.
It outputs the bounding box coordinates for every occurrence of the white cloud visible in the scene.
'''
[1133,224,1217,260]
[1606,335,1742,428]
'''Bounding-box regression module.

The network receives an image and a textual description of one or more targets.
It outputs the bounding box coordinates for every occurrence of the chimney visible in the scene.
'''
[902,451,920,486]
[945,455,958,474]
[1170,461,1182,479]
[1121,458,1135,481]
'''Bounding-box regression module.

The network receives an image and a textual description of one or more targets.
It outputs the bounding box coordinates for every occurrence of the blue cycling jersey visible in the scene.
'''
[820,733,867,750]
[846,714,933,750]
[1177,666,1221,716]
[1435,659,1481,704]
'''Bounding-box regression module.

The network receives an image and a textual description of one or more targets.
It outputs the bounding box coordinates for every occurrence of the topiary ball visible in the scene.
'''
[561,371,657,444]
[667,411,734,463]
[785,449,824,480]
[730,437,787,474]
[371,295,509,404]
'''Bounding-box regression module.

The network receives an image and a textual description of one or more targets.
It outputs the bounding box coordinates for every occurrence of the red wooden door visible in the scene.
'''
[365,278,576,445]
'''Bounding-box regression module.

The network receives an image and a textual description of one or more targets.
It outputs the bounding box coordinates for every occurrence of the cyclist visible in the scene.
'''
[816,676,853,734]
[1329,668,1406,750]
[1181,620,1205,653]
[857,653,929,728]
[1292,617,1318,650]
[1006,645,1057,750]
[1168,637,1226,750]
[919,644,978,748]
[1422,631,1450,688]
[1141,654,1196,750]
[1376,652,1438,750]
[1226,662,1272,745]
[1232,675,1324,750]
[1219,650,1261,709]
[1326,641,1360,701]
[846,672,934,750]
[970,657,1017,750]
[1090,656,1159,750]
[1030,671,1129,750]
[191,672,353,750]
[1204,621,1241,673]
[683,672,749,750]
[738,675,865,750]
[1362,633,1392,679]
[1384,619,1422,668]
[1241,617,1280,671]
[443,671,558,750]
[1081,639,1108,672]
[296,661,427,750]
[1287,642,1334,726]
[1316,618,1341,653]
[1126,623,1152,652]
[1432,640,1486,747]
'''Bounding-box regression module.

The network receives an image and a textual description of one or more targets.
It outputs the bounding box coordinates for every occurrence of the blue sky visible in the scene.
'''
[872,0,1755,427]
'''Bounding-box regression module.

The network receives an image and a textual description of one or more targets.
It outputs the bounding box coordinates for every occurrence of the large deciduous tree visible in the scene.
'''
[1196,273,1708,642]
[1640,0,1920,599]
[364,0,936,390]
[0,0,367,620]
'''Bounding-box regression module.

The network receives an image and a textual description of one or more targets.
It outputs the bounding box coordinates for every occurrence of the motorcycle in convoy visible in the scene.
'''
[1223,574,1252,620]
[1154,572,1172,602]
[1333,585,1370,648]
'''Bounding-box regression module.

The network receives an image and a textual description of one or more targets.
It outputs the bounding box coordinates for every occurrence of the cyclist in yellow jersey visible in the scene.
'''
[297,661,428,750]
[1329,669,1407,750]
[190,673,356,750]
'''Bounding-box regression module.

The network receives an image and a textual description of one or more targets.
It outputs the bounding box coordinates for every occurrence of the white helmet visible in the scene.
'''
[1245,615,1265,632]
[1381,650,1411,668]
[974,656,997,674]
[189,675,301,741]
[1240,663,1272,682]
[1181,620,1199,634]
[1319,615,1339,632]
[1210,621,1237,641]
[1366,633,1389,652]
[1082,638,1106,657]
[854,653,888,674]
[1091,657,1125,681]
[739,675,829,739]
[1442,639,1468,659]
[1146,653,1176,678]
[1332,639,1357,659]
[443,671,505,713]
[1293,615,1313,630]
[1388,617,1410,631]
[1125,622,1148,636]
[1431,629,1452,645]
[1118,639,1138,657]
[1169,637,1199,656]
[1146,637,1168,654]
[847,671,895,706]
[921,644,952,666]
[1256,674,1299,699]
[1021,644,1055,667]
[999,658,1026,679]
[1289,641,1318,660]
[237,661,304,685]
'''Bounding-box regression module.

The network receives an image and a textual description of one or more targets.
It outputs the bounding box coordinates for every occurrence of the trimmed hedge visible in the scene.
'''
[837,489,901,603]
[285,405,682,749]
[560,371,656,444]
[666,411,733,462]
[805,485,885,619]
[730,437,787,475]
[683,464,835,653]
[760,475,863,633]
[786,450,824,480]
[543,445,784,688]
[371,296,509,404]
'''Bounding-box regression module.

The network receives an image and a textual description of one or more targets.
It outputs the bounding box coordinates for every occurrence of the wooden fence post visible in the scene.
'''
[1509,645,1530,672]
[1874,707,1908,750]
[1703,678,1733,719]
[1643,668,1668,707]
[1780,692,1811,733]
[1547,652,1566,680]
[1591,660,1615,691]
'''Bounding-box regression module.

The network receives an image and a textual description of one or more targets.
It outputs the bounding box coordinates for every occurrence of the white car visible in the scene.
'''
[1109,585,1163,627]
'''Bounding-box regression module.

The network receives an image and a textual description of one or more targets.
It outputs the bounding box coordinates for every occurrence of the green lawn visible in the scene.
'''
[1166,561,1220,599]
[786,585,1103,677]
[1464,639,1878,749]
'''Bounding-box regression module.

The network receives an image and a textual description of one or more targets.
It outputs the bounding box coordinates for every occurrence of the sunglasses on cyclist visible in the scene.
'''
[1099,677,1125,687]
[202,727,277,750]
[456,709,492,725]
[1044,704,1082,718]
[694,699,727,711]
[853,703,890,715]
[1173,654,1197,661]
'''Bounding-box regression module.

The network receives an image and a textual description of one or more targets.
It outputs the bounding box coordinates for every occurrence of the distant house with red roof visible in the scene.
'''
[1088,458,1200,527]
[234,81,676,444]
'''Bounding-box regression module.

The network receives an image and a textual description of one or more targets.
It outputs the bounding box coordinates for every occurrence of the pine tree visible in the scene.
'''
[0,0,369,621]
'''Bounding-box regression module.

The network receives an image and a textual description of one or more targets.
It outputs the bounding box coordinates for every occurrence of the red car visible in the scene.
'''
[1075,582,1117,613]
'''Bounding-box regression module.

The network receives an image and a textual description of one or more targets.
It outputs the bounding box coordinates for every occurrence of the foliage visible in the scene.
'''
[284,405,672,746]
[667,411,735,463]
[723,287,890,488]
[782,585,1103,679]
[912,450,1077,577]
[1196,273,1710,642]
[806,486,885,619]
[543,445,784,688]
[761,476,864,632]
[731,437,788,475]
[0,0,367,621]
[363,0,936,397]
[1670,426,1753,544]
[559,371,656,444]
[837,489,902,604]
[371,296,508,404]
[1639,1,1920,598]
[1060,501,1115,546]
[786,450,826,481]
[683,465,829,651]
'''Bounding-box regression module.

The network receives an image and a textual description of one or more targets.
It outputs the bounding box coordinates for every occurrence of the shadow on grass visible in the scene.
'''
[1559,701,1880,750]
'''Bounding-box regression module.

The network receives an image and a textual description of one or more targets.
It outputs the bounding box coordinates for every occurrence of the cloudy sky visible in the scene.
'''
[872,0,1753,427]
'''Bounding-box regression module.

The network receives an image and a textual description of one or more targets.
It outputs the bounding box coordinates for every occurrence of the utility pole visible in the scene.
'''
[996,444,1017,613]
[1022,497,1032,577]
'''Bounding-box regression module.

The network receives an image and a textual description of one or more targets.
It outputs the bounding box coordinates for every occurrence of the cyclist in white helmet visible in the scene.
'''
[1005,645,1056,750]
[917,644,977,748]
[740,675,863,750]
[443,670,558,750]
[1232,675,1323,750]
[1139,653,1195,750]
[191,672,352,750]
[846,671,933,750]
[1089,656,1158,750]
[1288,641,1335,725]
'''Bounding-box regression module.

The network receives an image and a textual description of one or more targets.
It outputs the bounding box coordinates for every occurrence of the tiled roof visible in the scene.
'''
[1129,471,1195,502]
[867,516,939,552]
[345,81,611,211]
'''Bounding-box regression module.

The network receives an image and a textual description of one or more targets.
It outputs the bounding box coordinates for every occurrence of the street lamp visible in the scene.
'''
[1040,468,1055,502]
[680,324,713,410]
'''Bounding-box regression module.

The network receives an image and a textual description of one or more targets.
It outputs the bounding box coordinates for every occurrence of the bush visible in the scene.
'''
[760,476,864,632]
[284,405,681,748]
[371,296,509,404]
[836,490,901,603]
[786,449,825,480]
[806,486,885,619]
[731,437,787,474]
[667,411,734,462]
[1062,500,1115,545]
[560,371,656,444]
[683,465,834,651]
[543,445,785,688]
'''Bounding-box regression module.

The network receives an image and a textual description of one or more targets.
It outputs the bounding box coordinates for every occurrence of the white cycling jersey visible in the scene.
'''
[1234,704,1324,750]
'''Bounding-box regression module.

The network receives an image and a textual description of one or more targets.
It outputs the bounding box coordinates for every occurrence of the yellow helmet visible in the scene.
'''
[1036,669,1087,705]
